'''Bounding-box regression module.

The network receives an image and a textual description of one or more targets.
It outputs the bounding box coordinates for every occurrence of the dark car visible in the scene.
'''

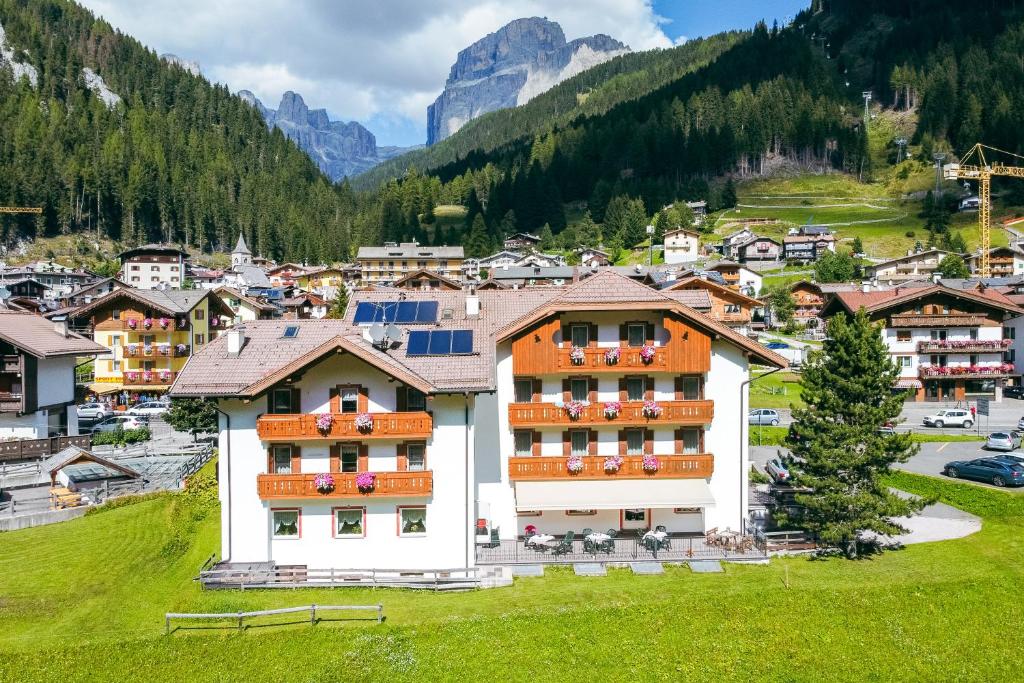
[944,457,1024,487]
[1004,385,1024,400]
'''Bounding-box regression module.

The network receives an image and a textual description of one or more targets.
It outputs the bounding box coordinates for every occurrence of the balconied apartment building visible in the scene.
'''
[73,289,234,404]
[171,271,786,574]
[822,284,1022,402]
[356,242,464,284]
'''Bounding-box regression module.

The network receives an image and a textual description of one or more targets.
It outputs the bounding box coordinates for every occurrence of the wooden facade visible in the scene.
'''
[508,454,713,480]
[256,412,433,441]
[256,471,433,500]
[508,400,714,428]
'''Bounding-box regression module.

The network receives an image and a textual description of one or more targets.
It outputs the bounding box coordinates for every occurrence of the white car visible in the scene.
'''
[922,409,973,429]
[90,415,146,433]
[126,401,170,417]
[76,402,111,420]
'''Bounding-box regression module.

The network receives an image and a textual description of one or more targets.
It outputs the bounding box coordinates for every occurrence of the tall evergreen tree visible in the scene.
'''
[782,309,927,558]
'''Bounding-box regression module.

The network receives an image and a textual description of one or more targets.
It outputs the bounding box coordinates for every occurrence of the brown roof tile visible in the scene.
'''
[0,312,108,357]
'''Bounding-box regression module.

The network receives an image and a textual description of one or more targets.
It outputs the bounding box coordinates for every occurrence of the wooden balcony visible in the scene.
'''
[508,400,714,428]
[508,454,713,480]
[555,346,667,372]
[256,411,433,441]
[122,371,177,386]
[256,471,432,500]
[121,319,189,332]
[916,341,1009,354]
[919,367,1014,380]
[0,391,24,413]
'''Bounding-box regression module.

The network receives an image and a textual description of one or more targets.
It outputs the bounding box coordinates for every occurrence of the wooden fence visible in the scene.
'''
[0,435,91,463]
[199,566,481,591]
[165,604,383,634]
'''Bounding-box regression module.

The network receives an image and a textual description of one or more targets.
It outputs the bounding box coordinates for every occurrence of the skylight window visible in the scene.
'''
[282,326,299,338]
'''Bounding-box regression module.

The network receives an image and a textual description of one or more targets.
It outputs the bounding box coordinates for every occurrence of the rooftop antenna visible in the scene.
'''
[367,324,386,347]
[384,324,402,346]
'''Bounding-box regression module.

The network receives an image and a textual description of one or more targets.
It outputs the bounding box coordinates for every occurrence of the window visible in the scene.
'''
[678,376,701,401]
[626,377,645,401]
[112,360,121,372]
[513,430,533,457]
[673,507,701,514]
[195,334,205,345]
[626,429,644,456]
[111,334,121,348]
[271,446,292,474]
[896,356,912,368]
[194,309,204,320]
[724,304,741,314]
[282,326,299,338]
[271,509,299,538]
[407,443,426,471]
[271,388,294,414]
[112,309,121,320]
[970,354,979,366]
[514,379,534,403]
[931,355,948,367]
[970,328,979,341]
[130,265,139,271]
[1004,327,1016,340]
[570,430,589,457]
[150,265,159,271]
[570,324,590,348]
[334,507,364,537]
[399,506,427,535]
[930,330,947,341]
[566,509,596,516]
[570,378,589,402]
[627,323,646,347]
[518,510,542,517]
[680,428,700,454]
[340,387,359,413]
[406,388,426,412]
[624,509,646,522]
[340,445,358,473]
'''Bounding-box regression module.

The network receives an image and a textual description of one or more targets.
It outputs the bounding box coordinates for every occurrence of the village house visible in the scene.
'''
[118,244,189,290]
[357,243,464,285]
[392,269,463,292]
[0,312,107,438]
[171,272,785,575]
[704,262,762,296]
[578,248,611,268]
[864,249,958,284]
[59,278,128,309]
[821,284,1022,402]
[280,292,329,320]
[213,287,279,322]
[662,228,701,264]
[503,233,541,250]
[967,246,1024,278]
[735,237,783,264]
[663,276,763,335]
[266,263,313,288]
[720,227,754,260]
[783,234,836,263]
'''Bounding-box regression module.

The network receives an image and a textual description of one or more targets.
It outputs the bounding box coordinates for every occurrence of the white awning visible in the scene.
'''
[514,479,715,511]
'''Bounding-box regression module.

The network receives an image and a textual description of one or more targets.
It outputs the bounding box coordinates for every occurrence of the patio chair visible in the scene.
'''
[600,530,616,554]
[583,537,596,554]
[705,527,719,546]
[486,527,500,549]
[655,525,667,533]
[552,531,575,556]
[642,534,659,558]
[582,527,593,537]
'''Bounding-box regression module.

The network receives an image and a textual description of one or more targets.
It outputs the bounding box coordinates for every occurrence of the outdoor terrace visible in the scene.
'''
[256,411,433,441]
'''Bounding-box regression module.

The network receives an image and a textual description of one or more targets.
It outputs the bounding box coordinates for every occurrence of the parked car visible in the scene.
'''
[1017,416,1024,431]
[1003,385,1024,400]
[126,400,170,417]
[995,454,1024,468]
[76,402,111,420]
[749,409,781,426]
[878,421,896,435]
[764,457,791,484]
[985,432,1022,452]
[89,415,146,433]
[944,457,1024,487]
[923,409,973,429]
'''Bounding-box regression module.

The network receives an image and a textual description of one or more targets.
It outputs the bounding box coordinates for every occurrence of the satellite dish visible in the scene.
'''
[384,324,402,342]
[368,324,386,345]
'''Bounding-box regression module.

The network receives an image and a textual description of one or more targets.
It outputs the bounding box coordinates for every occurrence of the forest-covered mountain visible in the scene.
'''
[0,0,364,263]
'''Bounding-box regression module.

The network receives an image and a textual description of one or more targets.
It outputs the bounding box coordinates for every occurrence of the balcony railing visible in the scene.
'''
[508,454,713,480]
[556,346,667,372]
[256,471,432,499]
[121,319,190,332]
[0,391,24,413]
[122,371,177,386]
[256,412,433,441]
[916,340,1011,353]
[508,400,714,428]
[919,365,1015,380]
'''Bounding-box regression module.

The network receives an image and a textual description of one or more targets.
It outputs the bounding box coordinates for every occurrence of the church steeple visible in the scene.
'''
[232,233,252,268]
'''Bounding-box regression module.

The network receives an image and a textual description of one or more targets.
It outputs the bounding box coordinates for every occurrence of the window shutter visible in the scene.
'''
[266,448,273,472]
[699,429,705,452]
[290,388,300,413]
[619,324,627,346]
[589,323,598,348]
[618,430,626,456]
[329,444,340,473]
[618,378,627,402]
[588,429,598,455]
[645,322,655,343]
[674,428,683,454]
[588,377,598,402]
[267,391,274,414]
[645,376,655,401]
[532,430,542,456]
[644,429,654,455]
[329,387,339,413]
[396,386,407,412]
[561,325,570,348]
[562,378,571,403]
[291,445,301,473]
[562,431,570,457]
[358,386,369,412]
[358,444,369,472]
[397,443,407,471]
[674,376,683,401]
[532,379,542,403]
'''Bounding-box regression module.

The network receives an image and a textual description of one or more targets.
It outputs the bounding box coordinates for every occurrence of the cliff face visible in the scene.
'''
[239,90,418,179]
[426,17,627,145]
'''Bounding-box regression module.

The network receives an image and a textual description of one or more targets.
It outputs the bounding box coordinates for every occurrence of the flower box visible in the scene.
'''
[569,346,586,365]
[354,412,373,433]
[642,454,659,472]
[355,471,376,493]
[603,456,624,473]
[126,344,138,356]
[565,400,586,420]
[603,401,622,419]
[313,472,335,494]
[604,348,620,365]
[566,456,584,473]
[143,372,153,382]
[127,319,138,330]
[158,317,170,329]
[159,372,172,383]
[639,345,656,364]
[641,400,662,418]
[315,413,334,434]
[143,318,153,329]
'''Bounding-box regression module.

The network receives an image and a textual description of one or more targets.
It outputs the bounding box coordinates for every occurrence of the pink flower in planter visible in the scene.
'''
[143,318,153,329]
[565,400,586,420]
[125,371,139,382]
[642,454,659,472]
[177,317,188,329]
[127,319,138,330]
[354,412,373,432]
[569,346,586,365]
[604,348,621,365]
[314,472,335,493]
[159,371,172,382]
[603,456,623,472]
[143,372,153,382]
[639,345,656,364]
[641,400,662,418]
[315,412,334,433]
[603,401,622,419]
[158,317,170,329]
[566,456,584,473]
[355,472,376,492]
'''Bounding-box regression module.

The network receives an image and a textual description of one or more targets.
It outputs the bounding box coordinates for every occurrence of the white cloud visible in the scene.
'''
[78,0,674,144]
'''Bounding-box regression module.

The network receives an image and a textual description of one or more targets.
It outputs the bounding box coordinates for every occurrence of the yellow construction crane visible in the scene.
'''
[944,144,1024,277]
[0,206,42,215]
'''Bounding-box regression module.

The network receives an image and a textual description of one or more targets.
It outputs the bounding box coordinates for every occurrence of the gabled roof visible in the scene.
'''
[118,243,188,259]
[392,269,463,290]
[0,312,107,357]
[42,446,139,480]
[72,287,212,319]
[266,262,311,276]
[664,276,762,307]
[664,227,701,238]
[233,233,251,255]
[824,284,1024,318]
[866,249,958,270]
[61,277,127,301]
[213,286,279,312]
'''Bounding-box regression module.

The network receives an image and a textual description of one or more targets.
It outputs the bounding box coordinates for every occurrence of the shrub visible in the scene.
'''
[905,230,915,238]
[91,427,151,447]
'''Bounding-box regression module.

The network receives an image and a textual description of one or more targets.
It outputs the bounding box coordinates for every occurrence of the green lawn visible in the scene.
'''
[749,371,804,409]
[2,465,1024,681]
[749,425,986,446]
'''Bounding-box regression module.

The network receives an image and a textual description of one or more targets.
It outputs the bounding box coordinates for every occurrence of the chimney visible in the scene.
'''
[861,282,870,293]
[53,319,68,337]
[226,326,245,355]
[465,292,480,317]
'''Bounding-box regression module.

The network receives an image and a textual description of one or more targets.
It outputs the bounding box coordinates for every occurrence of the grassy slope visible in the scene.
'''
[749,425,985,446]
[2,467,1023,681]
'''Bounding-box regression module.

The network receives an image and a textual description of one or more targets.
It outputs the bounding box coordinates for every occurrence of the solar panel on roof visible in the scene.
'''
[406,330,429,355]
[353,302,376,324]
[416,301,439,322]
[396,301,418,323]
[428,330,452,355]
[451,330,473,354]
[282,325,300,338]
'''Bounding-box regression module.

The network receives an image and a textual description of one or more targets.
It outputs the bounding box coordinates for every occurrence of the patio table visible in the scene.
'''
[527,534,555,547]
[586,532,610,543]
[642,530,667,542]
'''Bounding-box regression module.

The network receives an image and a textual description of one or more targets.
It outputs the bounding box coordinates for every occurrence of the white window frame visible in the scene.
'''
[398,506,427,537]
[271,508,300,539]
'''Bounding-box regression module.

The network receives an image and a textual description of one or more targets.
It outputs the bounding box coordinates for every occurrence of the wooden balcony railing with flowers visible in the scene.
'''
[919,364,1015,380]
[508,454,713,481]
[507,400,714,428]
[256,411,433,441]
[122,370,177,386]
[916,340,1012,353]
[121,318,190,332]
[256,471,432,500]
[556,345,667,372]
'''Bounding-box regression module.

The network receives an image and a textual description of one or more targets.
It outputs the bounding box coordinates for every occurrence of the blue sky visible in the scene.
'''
[83,1,812,147]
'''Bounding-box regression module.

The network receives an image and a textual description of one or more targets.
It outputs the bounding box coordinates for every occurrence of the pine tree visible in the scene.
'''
[782,309,927,558]
[325,286,349,319]
[464,214,491,258]
[538,223,555,251]
[937,254,970,279]
[720,177,737,209]
[852,236,864,255]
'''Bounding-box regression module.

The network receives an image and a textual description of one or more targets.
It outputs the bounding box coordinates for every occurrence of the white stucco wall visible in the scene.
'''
[37,355,77,407]
[0,410,50,438]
